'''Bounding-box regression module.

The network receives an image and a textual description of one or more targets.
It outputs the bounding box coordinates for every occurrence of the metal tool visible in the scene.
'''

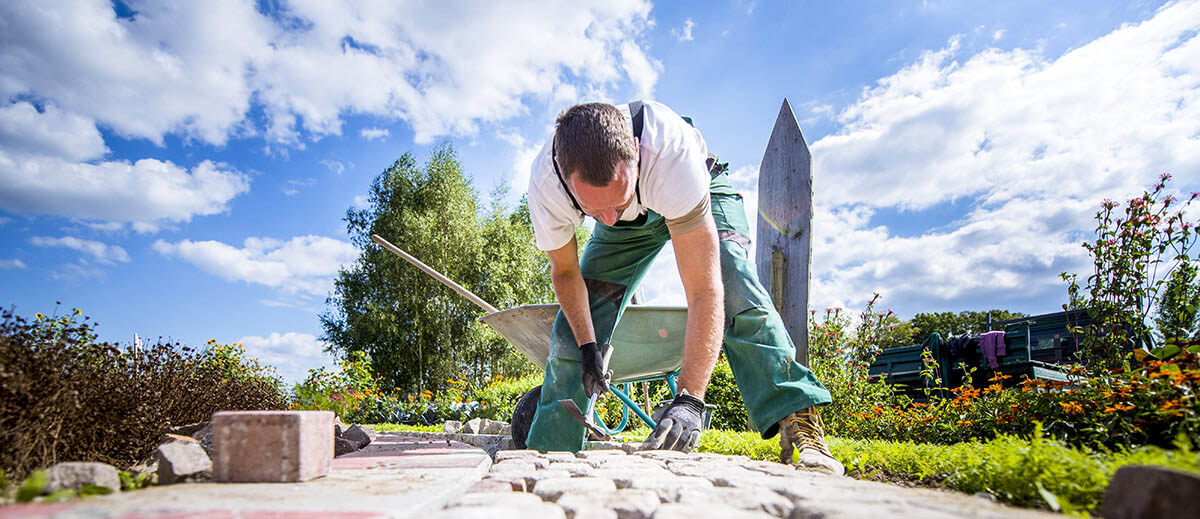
[558,342,614,440]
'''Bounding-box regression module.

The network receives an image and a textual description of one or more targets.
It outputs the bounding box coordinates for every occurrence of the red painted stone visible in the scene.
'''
[212,410,334,483]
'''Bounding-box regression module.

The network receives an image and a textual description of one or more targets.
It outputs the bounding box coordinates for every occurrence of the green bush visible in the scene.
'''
[0,306,286,482]
[703,355,750,430]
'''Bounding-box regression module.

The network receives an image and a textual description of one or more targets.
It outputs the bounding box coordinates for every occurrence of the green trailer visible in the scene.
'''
[868,309,1092,397]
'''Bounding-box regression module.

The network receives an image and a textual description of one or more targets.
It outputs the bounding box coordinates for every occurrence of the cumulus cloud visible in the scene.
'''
[320,159,347,176]
[153,235,357,297]
[31,235,131,264]
[0,0,658,227]
[283,177,316,196]
[800,1,1200,315]
[642,1,1200,319]
[672,18,695,42]
[237,332,338,385]
[0,259,26,269]
[360,127,389,141]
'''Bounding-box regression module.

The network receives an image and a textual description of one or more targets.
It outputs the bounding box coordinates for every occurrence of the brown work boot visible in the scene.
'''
[779,406,844,476]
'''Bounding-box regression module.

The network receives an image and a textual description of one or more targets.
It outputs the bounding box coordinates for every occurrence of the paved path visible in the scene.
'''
[1,433,1060,518]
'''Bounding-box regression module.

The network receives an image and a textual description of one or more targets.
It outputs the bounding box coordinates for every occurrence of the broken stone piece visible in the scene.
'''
[156,441,212,485]
[443,420,462,434]
[343,424,376,449]
[45,462,121,494]
[335,437,358,456]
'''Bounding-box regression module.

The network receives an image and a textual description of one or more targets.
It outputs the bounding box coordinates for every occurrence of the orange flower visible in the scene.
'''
[984,383,1003,394]
[1060,401,1084,414]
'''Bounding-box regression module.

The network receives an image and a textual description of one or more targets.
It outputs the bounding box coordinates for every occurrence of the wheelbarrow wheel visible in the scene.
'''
[511,384,541,450]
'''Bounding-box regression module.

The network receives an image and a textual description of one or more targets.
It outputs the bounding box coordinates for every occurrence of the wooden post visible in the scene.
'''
[756,99,813,366]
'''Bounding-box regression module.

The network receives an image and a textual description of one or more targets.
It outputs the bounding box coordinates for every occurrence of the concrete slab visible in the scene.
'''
[1,435,490,519]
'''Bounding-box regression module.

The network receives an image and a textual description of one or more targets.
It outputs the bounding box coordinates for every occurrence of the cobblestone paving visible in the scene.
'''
[433,447,1062,519]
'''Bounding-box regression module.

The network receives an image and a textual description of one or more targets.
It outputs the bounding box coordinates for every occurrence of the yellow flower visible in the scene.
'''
[35,313,44,320]
[1060,401,1084,414]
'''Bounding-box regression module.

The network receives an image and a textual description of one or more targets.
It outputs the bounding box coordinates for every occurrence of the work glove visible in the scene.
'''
[579,341,611,398]
[642,391,705,452]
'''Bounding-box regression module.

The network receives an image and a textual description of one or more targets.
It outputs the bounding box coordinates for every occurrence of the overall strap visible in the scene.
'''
[552,101,646,218]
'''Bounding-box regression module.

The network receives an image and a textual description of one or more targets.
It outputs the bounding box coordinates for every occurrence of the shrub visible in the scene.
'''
[1063,174,1198,370]
[0,306,286,482]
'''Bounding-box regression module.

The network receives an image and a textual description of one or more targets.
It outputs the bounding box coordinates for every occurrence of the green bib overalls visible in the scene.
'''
[526,164,833,453]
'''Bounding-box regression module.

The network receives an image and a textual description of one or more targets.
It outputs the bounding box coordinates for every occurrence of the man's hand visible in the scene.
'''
[643,391,705,452]
[580,341,611,398]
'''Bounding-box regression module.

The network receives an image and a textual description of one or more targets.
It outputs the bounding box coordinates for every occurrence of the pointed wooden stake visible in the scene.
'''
[756,99,813,366]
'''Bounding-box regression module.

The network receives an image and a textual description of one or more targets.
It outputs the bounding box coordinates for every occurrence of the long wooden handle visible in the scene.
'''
[370,233,499,314]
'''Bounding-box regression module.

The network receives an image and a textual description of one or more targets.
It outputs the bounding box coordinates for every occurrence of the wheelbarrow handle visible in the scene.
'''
[370,233,500,314]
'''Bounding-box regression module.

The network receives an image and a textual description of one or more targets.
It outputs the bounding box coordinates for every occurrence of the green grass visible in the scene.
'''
[374,422,1200,515]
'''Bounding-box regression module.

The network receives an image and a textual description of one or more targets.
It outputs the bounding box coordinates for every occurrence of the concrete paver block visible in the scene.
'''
[212,410,334,482]
[533,476,618,502]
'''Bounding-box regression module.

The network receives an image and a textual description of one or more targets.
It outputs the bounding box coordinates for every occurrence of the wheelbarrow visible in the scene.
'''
[371,234,687,446]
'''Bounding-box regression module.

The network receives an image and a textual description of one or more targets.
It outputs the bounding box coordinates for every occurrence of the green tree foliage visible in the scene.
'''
[1155,259,1200,340]
[908,309,1029,339]
[320,142,555,394]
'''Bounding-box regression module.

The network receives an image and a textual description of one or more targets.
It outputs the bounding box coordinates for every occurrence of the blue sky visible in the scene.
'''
[2,0,1198,385]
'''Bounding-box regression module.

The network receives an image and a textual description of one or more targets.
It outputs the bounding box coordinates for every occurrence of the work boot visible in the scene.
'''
[779,406,844,476]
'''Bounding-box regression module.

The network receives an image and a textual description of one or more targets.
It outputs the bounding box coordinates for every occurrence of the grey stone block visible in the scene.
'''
[480,419,505,435]
[45,462,121,494]
[533,476,617,502]
[676,487,793,517]
[1103,465,1200,519]
[557,494,621,519]
[335,437,359,456]
[626,476,713,503]
[653,502,773,518]
[463,417,484,434]
[343,424,375,449]
[155,442,212,485]
[443,420,462,434]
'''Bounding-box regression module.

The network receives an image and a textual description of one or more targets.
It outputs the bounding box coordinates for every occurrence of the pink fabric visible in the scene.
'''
[980,331,1007,369]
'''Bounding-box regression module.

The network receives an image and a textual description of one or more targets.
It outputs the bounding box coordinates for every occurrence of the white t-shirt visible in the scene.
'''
[527,101,712,251]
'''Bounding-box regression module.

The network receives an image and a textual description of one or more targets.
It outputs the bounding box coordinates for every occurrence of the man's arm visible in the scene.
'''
[547,235,597,347]
[670,215,724,399]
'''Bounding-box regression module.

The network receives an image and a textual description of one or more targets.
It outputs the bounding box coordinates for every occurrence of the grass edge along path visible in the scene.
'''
[374,423,1200,516]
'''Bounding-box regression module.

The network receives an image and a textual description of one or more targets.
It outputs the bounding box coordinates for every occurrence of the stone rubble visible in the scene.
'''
[43,462,121,494]
[154,441,212,485]
[441,444,1061,519]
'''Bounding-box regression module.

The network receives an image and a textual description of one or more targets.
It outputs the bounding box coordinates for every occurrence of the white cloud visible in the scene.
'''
[153,234,358,297]
[0,259,25,269]
[509,140,544,201]
[672,18,695,42]
[284,177,316,196]
[0,153,250,233]
[360,127,389,141]
[0,102,108,161]
[0,216,11,225]
[795,0,1200,315]
[2,0,657,146]
[641,1,1200,319]
[993,29,1006,41]
[352,195,370,209]
[236,332,338,385]
[620,41,661,100]
[320,159,346,176]
[30,235,130,264]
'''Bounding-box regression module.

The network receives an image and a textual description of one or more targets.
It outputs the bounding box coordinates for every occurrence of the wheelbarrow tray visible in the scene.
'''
[479,304,687,384]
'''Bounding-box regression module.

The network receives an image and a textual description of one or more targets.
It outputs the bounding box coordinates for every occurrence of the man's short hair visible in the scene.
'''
[554,103,636,187]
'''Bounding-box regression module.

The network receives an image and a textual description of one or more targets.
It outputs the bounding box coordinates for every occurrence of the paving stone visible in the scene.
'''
[583,441,626,451]
[446,491,546,508]
[542,451,581,462]
[606,489,662,519]
[491,459,547,472]
[465,478,518,494]
[626,476,714,503]
[155,441,213,485]
[577,449,629,459]
[592,468,677,489]
[738,460,800,477]
[676,487,793,517]
[482,474,529,492]
[443,420,462,433]
[533,476,618,502]
[211,410,332,482]
[463,417,485,434]
[652,502,774,519]
[522,469,573,490]
[553,461,597,477]
[557,494,621,519]
[620,442,644,454]
[634,450,693,462]
[495,449,542,462]
[1104,465,1200,519]
[433,503,566,519]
